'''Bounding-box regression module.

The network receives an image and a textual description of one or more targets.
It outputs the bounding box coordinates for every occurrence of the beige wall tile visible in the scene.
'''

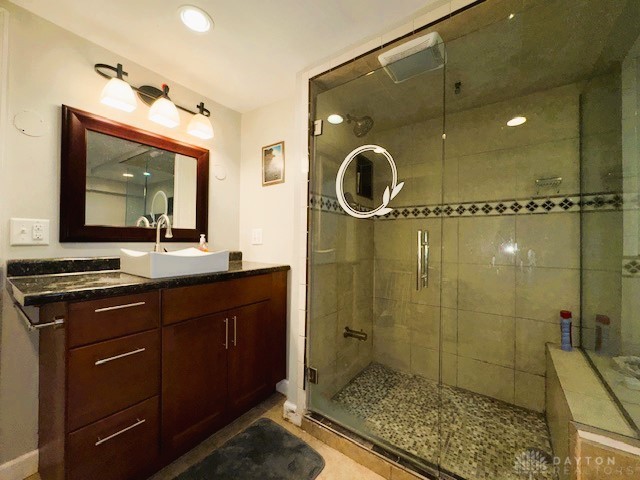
[457,356,515,403]
[457,149,517,202]
[373,336,411,373]
[459,216,516,266]
[515,267,580,324]
[442,353,458,387]
[310,263,338,317]
[458,310,515,368]
[514,138,580,197]
[442,218,459,263]
[581,211,623,271]
[458,264,516,316]
[410,345,439,381]
[515,371,545,412]
[442,262,458,308]
[407,303,440,350]
[442,307,458,354]
[581,270,621,329]
[581,131,623,194]
[375,259,412,303]
[516,213,580,269]
[516,317,559,375]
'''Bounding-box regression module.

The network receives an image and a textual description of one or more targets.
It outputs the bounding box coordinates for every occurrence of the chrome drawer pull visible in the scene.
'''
[95,418,146,446]
[94,301,146,313]
[232,315,237,346]
[224,318,229,349]
[95,348,146,366]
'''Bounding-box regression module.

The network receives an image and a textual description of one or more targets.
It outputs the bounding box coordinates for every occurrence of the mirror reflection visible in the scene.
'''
[85,130,197,229]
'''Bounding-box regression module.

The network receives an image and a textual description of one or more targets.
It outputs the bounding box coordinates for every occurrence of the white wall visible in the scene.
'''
[0,0,241,467]
[239,97,299,402]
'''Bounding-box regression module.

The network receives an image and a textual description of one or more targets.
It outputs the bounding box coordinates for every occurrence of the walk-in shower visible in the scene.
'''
[307,1,640,479]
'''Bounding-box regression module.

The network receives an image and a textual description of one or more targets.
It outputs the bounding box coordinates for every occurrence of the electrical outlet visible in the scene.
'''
[251,228,263,245]
[10,218,50,245]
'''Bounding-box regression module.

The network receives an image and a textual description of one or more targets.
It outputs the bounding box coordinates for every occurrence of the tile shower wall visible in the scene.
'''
[371,83,586,413]
[309,151,375,398]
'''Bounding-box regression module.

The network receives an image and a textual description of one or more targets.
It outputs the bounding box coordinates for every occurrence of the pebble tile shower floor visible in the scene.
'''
[333,363,557,480]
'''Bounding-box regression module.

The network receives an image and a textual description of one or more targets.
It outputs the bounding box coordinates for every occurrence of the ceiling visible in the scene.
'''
[10,0,442,112]
[314,0,640,134]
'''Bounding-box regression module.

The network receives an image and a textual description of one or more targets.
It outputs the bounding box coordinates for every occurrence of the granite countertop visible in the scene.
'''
[8,259,289,307]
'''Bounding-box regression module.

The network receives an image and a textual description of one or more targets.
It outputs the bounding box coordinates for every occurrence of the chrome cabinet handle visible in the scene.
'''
[224,318,229,349]
[416,230,429,291]
[232,316,237,347]
[94,301,146,313]
[95,348,146,366]
[95,418,145,446]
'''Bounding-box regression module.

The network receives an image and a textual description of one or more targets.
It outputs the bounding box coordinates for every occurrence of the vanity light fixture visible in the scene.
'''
[327,114,344,125]
[187,102,214,139]
[507,116,527,127]
[95,63,214,139]
[178,5,213,33]
[99,63,137,112]
[122,173,134,178]
[143,172,152,177]
[149,85,180,128]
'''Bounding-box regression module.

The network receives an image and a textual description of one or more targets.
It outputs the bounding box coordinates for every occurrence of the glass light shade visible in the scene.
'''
[179,6,212,33]
[187,113,214,139]
[100,77,136,112]
[148,97,180,128]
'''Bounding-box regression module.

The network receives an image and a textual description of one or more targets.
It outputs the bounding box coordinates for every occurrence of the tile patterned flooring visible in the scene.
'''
[333,363,557,480]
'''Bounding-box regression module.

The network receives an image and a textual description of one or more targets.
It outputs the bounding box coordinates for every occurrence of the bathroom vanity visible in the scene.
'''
[7,257,289,480]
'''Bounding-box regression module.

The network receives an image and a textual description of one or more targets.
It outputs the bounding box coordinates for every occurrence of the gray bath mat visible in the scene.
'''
[174,418,325,480]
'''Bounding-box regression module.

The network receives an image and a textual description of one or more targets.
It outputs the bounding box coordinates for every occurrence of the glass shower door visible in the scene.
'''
[307,41,446,476]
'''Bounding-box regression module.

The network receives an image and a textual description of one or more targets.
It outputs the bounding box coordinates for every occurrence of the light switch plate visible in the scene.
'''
[251,228,263,245]
[10,218,50,246]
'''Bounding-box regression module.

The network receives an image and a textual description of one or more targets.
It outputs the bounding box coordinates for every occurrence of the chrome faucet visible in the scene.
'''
[154,214,173,252]
[135,216,150,227]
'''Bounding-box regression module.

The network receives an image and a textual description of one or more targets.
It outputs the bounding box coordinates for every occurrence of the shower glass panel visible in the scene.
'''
[307,44,446,476]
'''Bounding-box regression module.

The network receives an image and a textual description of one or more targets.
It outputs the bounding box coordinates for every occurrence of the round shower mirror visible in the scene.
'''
[335,144,404,219]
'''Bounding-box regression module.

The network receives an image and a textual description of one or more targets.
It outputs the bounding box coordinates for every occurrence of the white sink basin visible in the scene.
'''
[120,248,230,279]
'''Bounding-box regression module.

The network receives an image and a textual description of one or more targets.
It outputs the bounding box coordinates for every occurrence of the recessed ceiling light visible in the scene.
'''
[508,13,515,20]
[507,116,527,127]
[327,114,343,125]
[179,5,213,33]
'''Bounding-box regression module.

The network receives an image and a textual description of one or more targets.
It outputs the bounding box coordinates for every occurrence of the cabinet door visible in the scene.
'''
[162,312,228,459]
[227,301,272,416]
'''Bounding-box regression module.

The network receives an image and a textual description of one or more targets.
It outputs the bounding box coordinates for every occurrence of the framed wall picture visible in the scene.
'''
[262,141,285,186]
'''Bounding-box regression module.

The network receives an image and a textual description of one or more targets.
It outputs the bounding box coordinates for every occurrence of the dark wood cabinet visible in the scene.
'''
[162,312,228,458]
[38,270,288,480]
[227,301,271,416]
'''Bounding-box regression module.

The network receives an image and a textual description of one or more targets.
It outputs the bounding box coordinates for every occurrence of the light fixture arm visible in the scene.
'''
[94,63,211,118]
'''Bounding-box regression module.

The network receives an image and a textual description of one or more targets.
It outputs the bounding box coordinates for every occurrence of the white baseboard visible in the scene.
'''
[0,450,38,480]
[283,399,302,426]
[276,379,289,396]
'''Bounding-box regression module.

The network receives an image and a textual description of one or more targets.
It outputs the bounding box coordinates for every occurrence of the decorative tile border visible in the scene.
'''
[623,257,640,277]
[309,192,628,219]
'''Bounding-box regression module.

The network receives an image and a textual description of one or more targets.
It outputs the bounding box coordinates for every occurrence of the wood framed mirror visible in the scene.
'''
[60,105,209,242]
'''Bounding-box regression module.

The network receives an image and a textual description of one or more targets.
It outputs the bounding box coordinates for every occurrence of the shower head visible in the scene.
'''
[346,114,374,137]
[378,31,445,83]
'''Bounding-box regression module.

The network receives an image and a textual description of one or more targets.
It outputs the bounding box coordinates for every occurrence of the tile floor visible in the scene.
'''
[333,363,557,480]
[26,393,385,480]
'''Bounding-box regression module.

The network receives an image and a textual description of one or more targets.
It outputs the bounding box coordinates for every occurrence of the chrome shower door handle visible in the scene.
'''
[416,229,429,291]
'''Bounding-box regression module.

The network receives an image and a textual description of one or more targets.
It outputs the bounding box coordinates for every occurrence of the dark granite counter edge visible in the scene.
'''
[7,251,243,277]
[12,264,290,307]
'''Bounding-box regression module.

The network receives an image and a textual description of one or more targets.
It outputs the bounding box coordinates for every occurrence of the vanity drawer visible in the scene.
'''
[68,330,159,431]
[67,396,159,480]
[68,291,159,347]
[162,273,272,325]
